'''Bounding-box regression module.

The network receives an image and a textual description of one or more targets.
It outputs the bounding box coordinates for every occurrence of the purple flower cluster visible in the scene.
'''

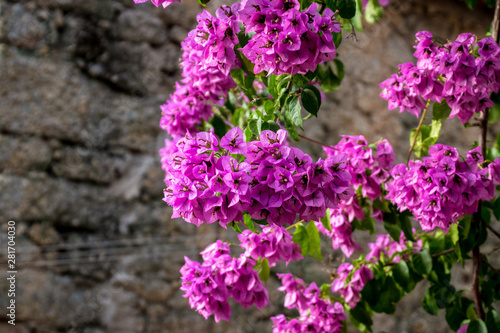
[315,198,362,258]
[160,5,240,136]
[180,240,268,322]
[366,231,422,263]
[271,273,346,333]
[317,136,395,257]
[488,158,500,185]
[238,0,340,75]
[325,136,394,200]
[159,137,180,173]
[162,127,354,227]
[380,31,500,123]
[331,263,373,308]
[386,144,495,232]
[133,0,179,8]
[238,226,303,266]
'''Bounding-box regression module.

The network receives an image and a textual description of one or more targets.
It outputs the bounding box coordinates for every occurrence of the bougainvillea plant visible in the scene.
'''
[136,0,500,332]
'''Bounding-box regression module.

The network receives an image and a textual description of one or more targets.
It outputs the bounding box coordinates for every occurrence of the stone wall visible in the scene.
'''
[0,0,497,332]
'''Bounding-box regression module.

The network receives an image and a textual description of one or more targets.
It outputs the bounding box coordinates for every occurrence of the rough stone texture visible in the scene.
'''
[0,0,498,332]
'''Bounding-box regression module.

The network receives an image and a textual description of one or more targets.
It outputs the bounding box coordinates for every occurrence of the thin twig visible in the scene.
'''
[480,256,499,275]
[471,2,500,320]
[319,1,327,14]
[298,134,330,148]
[483,220,500,240]
[472,246,485,320]
[432,248,455,258]
[407,101,430,164]
[286,221,304,231]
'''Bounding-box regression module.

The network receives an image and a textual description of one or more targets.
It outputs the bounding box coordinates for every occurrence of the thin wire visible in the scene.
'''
[0,247,201,268]
[13,243,195,264]
[11,233,223,253]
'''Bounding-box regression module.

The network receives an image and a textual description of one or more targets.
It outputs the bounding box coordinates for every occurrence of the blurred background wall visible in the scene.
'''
[0,0,497,332]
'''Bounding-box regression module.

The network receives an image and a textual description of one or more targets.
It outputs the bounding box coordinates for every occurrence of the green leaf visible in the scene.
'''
[337,0,357,19]
[352,0,364,32]
[361,278,378,308]
[373,198,390,213]
[398,212,415,242]
[306,221,323,261]
[225,91,236,113]
[257,258,270,282]
[429,119,442,139]
[466,319,488,333]
[211,115,227,139]
[433,100,452,121]
[352,215,375,234]
[493,197,500,220]
[464,0,479,9]
[380,277,401,314]
[268,75,278,98]
[392,260,410,289]
[434,284,456,309]
[232,107,243,127]
[384,219,401,242]
[244,125,254,142]
[248,118,262,136]
[230,68,246,88]
[325,0,336,11]
[285,96,303,129]
[412,248,432,275]
[244,74,255,90]
[299,0,313,10]
[481,206,491,224]
[292,223,309,257]
[332,31,343,48]
[321,208,332,232]
[429,229,445,254]
[364,0,383,24]
[252,218,268,225]
[236,50,256,76]
[196,0,210,6]
[409,124,432,157]
[305,84,322,108]
[447,223,459,246]
[423,288,440,315]
[334,59,345,83]
[349,301,373,332]
[230,221,242,233]
[243,213,257,233]
[486,309,500,332]
[446,299,468,331]
[489,105,500,125]
[285,118,300,141]
[460,215,472,240]
[266,120,281,132]
[317,62,343,92]
[466,303,477,320]
[301,88,320,117]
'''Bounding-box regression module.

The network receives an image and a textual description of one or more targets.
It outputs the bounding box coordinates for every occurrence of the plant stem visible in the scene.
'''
[472,246,485,320]
[298,134,330,148]
[471,1,500,321]
[407,101,430,164]
[481,256,499,275]
[319,2,326,14]
[483,219,500,240]
[431,248,455,258]
[286,221,304,230]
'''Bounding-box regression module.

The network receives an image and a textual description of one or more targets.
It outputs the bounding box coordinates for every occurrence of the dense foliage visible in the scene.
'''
[135,0,500,332]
